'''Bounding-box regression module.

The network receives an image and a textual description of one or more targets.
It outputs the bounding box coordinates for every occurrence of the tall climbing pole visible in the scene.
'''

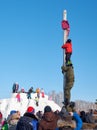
[63,10,67,103]
[62,10,74,107]
[63,10,67,65]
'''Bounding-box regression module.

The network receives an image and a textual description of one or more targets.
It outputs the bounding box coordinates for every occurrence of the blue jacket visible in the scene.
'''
[73,112,83,130]
[16,112,38,130]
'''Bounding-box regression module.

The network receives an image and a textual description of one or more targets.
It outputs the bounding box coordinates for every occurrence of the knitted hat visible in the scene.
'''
[27,106,35,113]
[10,110,17,115]
[66,39,71,43]
[44,105,52,113]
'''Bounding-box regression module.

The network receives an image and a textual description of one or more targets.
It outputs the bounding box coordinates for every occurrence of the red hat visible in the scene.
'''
[27,106,35,113]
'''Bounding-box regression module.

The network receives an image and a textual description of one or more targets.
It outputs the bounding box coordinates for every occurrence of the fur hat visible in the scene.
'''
[44,105,52,113]
[27,106,35,113]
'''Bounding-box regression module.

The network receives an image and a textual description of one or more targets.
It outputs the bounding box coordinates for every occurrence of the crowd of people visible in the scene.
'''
[0,83,97,130]
[0,104,83,130]
[0,102,97,130]
[0,105,97,130]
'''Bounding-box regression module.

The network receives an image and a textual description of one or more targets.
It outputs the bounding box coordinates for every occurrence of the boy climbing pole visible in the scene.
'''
[61,39,72,66]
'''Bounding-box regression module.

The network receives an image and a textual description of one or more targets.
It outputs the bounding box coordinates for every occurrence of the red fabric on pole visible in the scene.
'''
[61,20,70,30]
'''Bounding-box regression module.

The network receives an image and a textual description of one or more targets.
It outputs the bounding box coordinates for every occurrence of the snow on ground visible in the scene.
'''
[0,93,61,118]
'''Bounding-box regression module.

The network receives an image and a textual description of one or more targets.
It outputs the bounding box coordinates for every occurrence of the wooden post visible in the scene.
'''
[63,10,67,66]
[63,10,67,103]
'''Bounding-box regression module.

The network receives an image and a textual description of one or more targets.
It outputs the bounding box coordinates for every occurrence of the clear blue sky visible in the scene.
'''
[0,0,97,102]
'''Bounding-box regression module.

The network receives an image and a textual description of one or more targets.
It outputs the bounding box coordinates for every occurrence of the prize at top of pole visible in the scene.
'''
[63,10,67,20]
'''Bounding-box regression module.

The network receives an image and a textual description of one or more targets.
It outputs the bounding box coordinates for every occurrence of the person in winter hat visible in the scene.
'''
[36,111,43,121]
[61,65,74,106]
[7,110,21,130]
[16,92,21,102]
[12,82,19,93]
[7,110,17,123]
[36,88,40,98]
[57,106,76,130]
[16,106,38,130]
[57,106,75,130]
[35,97,39,106]
[39,105,60,130]
[27,87,35,99]
[41,88,45,98]
[61,39,72,66]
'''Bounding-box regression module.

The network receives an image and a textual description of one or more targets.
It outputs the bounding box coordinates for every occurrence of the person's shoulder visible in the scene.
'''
[55,113,60,120]
[18,115,33,125]
[24,112,38,120]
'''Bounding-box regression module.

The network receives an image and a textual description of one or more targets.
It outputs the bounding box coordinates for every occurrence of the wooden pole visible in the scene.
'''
[63,10,67,66]
[63,10,67,103]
